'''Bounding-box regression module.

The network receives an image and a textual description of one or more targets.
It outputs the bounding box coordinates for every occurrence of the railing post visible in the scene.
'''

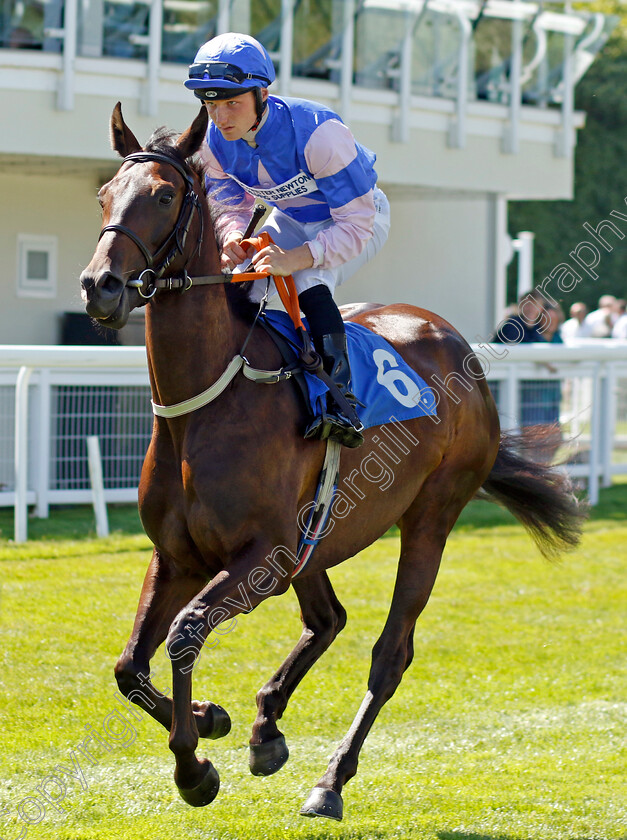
[493,195,509,331]
[57,0,78,110]
[339,0,355,123]
[87,436,109,538]
[501,364,519,431]
[601,363,617,488]
[447,9,471,150]
[391,7,416,143]
[14,367,34,543]
[217,0,231,34]
[555,31,575,158]
[141,0,163,117]
[502,16,523,154]
[588,363,601,505]
[35,369,51,519]
[513,231,535,297]
[279,0,294,96]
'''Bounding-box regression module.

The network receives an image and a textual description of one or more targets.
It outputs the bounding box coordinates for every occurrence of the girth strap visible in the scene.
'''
[151,354,298,418]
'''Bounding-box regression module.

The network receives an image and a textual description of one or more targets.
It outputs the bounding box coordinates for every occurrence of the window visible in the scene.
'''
[17,235,57,298]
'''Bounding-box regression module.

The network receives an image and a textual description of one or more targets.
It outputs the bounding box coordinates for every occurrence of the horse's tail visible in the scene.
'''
[479,427,587,559]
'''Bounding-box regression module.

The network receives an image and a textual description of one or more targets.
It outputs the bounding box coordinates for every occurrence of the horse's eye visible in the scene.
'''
[160,193,174,206]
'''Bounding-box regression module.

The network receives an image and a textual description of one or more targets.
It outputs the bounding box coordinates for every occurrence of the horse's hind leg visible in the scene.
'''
[300,513,449,822]
[115,549,230,739]
[249,571,347,776]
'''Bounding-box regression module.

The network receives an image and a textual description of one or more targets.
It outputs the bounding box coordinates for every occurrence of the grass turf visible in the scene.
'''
[0,488,625,840]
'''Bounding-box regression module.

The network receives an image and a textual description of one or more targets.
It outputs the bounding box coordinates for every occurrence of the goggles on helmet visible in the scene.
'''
[188,61,270,86]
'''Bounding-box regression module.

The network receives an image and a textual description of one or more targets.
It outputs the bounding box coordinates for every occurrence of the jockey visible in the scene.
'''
[185,32,391,448]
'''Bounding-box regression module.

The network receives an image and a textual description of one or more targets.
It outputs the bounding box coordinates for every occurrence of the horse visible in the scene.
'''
[79,102,584,822]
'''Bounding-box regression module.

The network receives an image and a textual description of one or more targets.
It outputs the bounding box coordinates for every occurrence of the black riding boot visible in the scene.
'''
[306,332,364,448]
[298,285,364,448]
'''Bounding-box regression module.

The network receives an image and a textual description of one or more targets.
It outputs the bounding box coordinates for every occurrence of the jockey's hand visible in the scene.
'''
[221,233,254,271]
[251,243,314,276]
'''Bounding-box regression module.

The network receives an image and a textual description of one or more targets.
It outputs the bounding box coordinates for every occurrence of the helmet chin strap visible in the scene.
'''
[248,88,266,132]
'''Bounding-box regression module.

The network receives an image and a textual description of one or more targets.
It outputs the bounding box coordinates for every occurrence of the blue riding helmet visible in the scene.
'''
[185,32,275,100]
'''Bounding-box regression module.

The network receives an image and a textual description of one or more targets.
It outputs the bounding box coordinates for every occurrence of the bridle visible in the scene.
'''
[98,151,204,299]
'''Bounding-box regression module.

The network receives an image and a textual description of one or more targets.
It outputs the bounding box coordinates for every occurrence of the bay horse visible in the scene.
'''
[80,103,583,821]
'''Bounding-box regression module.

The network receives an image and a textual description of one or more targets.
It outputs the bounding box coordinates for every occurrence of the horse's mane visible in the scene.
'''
[145,127,259,322]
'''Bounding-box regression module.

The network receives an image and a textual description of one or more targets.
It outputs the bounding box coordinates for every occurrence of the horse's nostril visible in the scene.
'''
[101,272,124,297]
[80,272,95,293]
[81,270,124,299]
[81,269,126,319]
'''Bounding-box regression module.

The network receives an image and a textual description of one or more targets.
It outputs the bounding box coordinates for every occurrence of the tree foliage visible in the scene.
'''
[507,1,627,311]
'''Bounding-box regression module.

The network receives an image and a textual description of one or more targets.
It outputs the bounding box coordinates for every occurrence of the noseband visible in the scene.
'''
[98,151,204,298]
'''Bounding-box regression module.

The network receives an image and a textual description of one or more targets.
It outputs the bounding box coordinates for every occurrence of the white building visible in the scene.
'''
[0,0,616,345]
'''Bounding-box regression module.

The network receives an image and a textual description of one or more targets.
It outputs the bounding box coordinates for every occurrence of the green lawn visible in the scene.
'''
[0,489,625,840]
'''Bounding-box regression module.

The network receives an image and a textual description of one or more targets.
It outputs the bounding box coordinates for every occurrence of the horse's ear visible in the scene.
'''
[176,106,209,160]
[110,102,142,158]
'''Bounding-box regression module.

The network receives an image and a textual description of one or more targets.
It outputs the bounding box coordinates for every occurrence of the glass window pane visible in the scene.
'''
[162,0,218,64]
[0,0,62,52]
[292,0,337,80]
[26,250,49,281]
[354,5,408,92]
[101,0,149,60]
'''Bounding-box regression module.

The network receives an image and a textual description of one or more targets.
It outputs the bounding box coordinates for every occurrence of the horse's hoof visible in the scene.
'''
[300,786,343,821]
[249,734,289,776]
[195,702,231,740]
[176,760,220,807]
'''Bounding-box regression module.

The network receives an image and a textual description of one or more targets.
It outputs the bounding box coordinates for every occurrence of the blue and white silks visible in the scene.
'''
[262,311,438,428]
[206,96,378,224]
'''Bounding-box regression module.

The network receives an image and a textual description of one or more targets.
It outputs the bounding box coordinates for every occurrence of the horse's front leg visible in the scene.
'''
[249,571,346,776]
[114,549,230,739]
[165,546,292,807]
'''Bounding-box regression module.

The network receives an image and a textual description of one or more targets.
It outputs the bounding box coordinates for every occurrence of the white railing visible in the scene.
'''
[3,340,627,541]
[481,341,627,506]
[1,346,147,541]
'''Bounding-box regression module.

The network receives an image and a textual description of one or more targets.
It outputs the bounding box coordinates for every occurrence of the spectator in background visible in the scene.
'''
[543,303,564,344]
[561,302,594,342]
[491,288,549,343]
[584,294,618,337]
[612,298,626,319]
[612,300,627,339]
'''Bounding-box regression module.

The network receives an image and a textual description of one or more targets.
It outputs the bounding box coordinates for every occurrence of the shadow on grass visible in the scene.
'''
[295,831,621,840]
[437,833,625,840]
[297,832,389,840]
[438,833,525,840]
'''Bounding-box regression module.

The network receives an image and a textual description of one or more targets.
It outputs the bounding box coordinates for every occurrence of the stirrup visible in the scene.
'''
[304,411,364,449]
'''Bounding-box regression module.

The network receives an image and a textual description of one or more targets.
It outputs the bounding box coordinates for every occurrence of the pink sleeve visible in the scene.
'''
[303,120,376,269]
[198,142,256,244]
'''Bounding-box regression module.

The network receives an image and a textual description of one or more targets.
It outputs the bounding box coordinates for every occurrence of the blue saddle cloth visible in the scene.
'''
[261,310,437,429]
